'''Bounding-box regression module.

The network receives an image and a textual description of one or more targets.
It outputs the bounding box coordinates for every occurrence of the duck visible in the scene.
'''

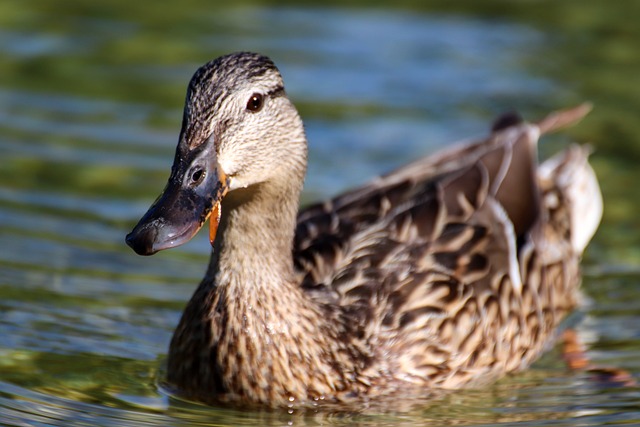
[126,52,602,408]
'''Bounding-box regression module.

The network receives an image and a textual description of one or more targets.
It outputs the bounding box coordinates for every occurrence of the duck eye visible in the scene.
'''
[190,168,204,184]
[246,93,264,112]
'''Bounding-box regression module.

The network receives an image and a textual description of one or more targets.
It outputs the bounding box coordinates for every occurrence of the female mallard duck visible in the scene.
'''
[126,52,602,407]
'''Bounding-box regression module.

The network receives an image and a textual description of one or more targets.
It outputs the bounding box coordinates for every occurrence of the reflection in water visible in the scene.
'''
[1,1,639,426]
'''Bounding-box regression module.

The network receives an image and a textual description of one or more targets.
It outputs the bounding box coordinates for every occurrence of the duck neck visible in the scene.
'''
[207,177,300,286]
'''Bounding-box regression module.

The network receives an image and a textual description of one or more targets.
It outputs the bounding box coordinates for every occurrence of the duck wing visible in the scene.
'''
[294,104,590,295]
[292,104,597,386]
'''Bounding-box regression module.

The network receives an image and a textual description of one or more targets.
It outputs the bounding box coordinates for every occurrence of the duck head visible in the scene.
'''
[126,52,306,256]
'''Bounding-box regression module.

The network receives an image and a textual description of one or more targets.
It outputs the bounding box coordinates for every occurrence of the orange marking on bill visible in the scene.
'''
[209,200,222,246]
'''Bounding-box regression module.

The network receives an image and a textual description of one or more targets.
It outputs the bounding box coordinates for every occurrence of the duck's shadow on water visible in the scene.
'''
[155,367,633,426]
[161,376,639,427]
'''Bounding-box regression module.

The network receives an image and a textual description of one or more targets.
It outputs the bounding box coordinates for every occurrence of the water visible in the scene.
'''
[2,1,640,425]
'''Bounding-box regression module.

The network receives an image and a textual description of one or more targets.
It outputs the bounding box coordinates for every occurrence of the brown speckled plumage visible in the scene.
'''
[128,53,602,408]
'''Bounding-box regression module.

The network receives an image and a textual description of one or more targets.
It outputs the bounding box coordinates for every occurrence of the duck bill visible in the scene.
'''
[126,160,229,256]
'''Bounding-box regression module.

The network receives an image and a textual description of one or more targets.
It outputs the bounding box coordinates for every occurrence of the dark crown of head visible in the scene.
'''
[188,52,280,95]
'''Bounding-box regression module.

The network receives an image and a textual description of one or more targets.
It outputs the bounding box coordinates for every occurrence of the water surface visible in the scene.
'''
[1,1,640,425]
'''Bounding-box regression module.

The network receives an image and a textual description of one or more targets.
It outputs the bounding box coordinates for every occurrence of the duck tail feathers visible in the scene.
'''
[538,144,603,254]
